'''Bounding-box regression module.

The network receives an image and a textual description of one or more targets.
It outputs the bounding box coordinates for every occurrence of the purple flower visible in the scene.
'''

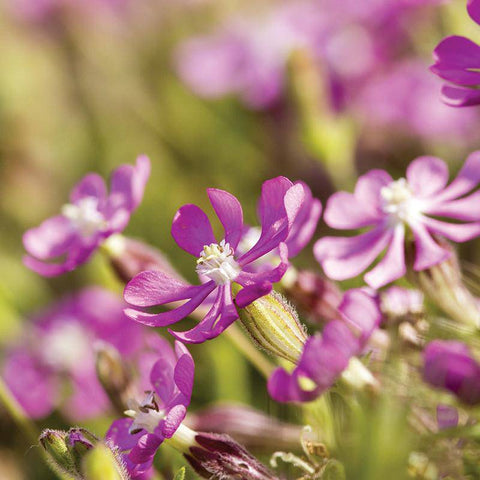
[314,152,480,289]
[355,60,480,142]
[106,341,194,480]
[423,340,480,405]
[380,286,424,320]
[124,177,305,343]
[23,156,150,277]
[430,0,480,106]
[3,288,152,420]
[268,289,381,402]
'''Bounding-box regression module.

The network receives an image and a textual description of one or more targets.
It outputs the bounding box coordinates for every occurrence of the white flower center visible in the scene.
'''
[41,321,91,371]
[380,178,421,224]
[196,240,240,285]
[61,197,107,237]
[125,392,165,435]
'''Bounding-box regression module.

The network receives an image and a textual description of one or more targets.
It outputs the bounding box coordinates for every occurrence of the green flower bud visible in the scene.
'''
[237,290,307,364]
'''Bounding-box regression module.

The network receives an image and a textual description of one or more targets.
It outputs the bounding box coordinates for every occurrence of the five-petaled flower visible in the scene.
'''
[106,340,195,480]
[314,152,480,289]
[124,177,307,343]
[23,156,150,276]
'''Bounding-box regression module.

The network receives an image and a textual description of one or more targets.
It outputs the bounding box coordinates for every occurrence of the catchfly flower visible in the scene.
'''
[268,289,381,402]
[314,152,480,289]
[3,288,151,420]
[430,0,480,107]
[124,177,305,343]
[106,341,195,480]
[23,156,150,276]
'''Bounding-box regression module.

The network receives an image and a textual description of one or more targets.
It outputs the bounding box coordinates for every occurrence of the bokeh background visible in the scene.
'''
[1,0,479,478]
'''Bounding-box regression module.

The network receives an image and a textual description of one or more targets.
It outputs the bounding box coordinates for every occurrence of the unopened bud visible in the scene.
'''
[283,270,342,324]
[39,429,76,478]
[185,432,280,480]
[103,235,182,283]
[95,342,135,415]
[81,443,128,480]
[187,404,303,452]
[407,239,480,329]
[237,290,307,364]
[66,428,98,473]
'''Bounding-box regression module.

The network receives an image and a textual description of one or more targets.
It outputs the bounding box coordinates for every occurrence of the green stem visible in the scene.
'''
[0,376,38,444]
[0,377,70,480]
[223,324,276,379]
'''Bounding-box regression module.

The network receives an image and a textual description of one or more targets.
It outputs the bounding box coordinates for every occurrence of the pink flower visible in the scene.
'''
[106,341,194,480]
[314,152,480,289]
[268,289,381,402]
[23,156,150,276]
[124,177,306,343]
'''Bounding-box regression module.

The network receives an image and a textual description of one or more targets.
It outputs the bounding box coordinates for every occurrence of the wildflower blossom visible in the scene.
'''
[106,341,194,480]
[268,289,381,402]
[430,0,480,107]
[423,340,480,405]
[314,152,480,289]
[3,288,152,420]
[23,156,150,277]
[124,177,305,343]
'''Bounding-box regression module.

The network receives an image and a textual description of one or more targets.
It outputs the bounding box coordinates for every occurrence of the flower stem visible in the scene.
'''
[0,377,69,480]
[223,324,276,379]
[0,376,37,445]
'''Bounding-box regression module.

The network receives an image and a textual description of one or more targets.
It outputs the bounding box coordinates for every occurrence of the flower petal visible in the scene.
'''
[161,404,187,439]
[324,191,380,229]
[424,190,480,221]
[128,433,163,464]
[364,224,406,289]
[124,282,215,327]
[354,169,393,213]
[171,204,216,256]
[314,227,392,281]
[124,271,203,307]
[406,156,449,198]
[70,173,107,204]
[234,281,272,309]
[441,85,480,107]
[468,0,480,25]
[207,188,244,249]
[23,215,76,260]
[431,36,480,85]
[410,222,450,271]
[422,217,480,243]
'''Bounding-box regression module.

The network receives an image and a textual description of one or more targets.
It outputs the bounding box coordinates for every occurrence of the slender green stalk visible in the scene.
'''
[0,377,70,480]
[223,324,276,379]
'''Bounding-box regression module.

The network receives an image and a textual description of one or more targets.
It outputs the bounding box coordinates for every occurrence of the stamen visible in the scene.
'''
[61,197,107,237]
[380,178,421,224]
[196,240,240,285]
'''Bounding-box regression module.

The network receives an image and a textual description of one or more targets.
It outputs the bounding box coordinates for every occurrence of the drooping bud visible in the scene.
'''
[283,270,342,325]
[81,443,129,480]
[237,289,307,364]
[185,432,281,480]
[95,342,135,415]
[407,238,480,329]
[187,404,303,452]
[102,234,182,283]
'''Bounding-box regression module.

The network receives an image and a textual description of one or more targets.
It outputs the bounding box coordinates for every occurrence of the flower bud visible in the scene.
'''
[39,429,76,478]
[102,234,182,283]
[185,432,280,480]
[187,404,303,452]
[81,443,129,480]
[66,428,98,473]
[95,342,135,415]
[237,290,307,364]
[283,270,342,324]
